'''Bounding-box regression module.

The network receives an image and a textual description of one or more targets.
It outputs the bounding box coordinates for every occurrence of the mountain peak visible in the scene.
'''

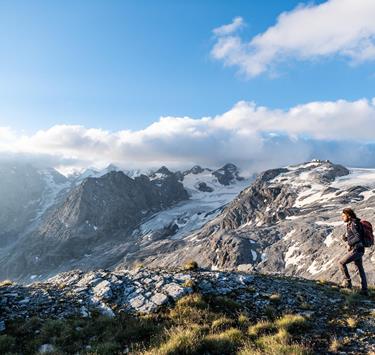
[103,163,120,172]
[212,163,244,185]
[154,166,173,176]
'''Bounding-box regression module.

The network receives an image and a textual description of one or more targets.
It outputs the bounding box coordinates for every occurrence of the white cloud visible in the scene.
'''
[213,17,245,36]
[1,97,375,175]
[211,0,375,77]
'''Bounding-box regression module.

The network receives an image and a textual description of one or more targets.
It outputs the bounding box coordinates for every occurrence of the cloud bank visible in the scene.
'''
[1,98,375,175]
[211,0,375,77]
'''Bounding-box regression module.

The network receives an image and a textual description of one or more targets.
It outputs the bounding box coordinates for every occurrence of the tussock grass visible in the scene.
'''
[238,313,251,328]
[299,302,313,310]
[0,279,14,287]
[211,317,235,332]
[182,279,195,288]
[207,295,241,315]
[201,327,244,354]
[275,314,309,334]
[168,293,213,325]
[346,317,358,328]
[248,320,276,337]
[182,260,198,271]
[269,293,281,303]
[145,325,204,355]
[264,305,278,321]
[329,336,343,352]
[344,292,363,307]
[254,327,310,355]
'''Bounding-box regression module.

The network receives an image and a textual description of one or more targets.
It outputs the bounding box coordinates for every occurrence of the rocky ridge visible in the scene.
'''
[0,267,374,354]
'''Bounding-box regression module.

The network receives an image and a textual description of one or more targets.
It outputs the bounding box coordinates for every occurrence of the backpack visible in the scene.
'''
[360,220,374,247]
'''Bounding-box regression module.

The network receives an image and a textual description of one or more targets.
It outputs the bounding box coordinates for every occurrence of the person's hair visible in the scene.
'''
[342,207,357,219]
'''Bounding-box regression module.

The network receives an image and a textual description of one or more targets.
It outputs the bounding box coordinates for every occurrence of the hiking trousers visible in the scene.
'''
[339,249,368,291]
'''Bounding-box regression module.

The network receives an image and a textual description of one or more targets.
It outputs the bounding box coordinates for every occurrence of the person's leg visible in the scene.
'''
[354,256,368,291]
[339,251,356,287]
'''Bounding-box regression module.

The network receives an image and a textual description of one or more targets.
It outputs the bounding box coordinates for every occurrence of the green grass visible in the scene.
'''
[0,288,363,355]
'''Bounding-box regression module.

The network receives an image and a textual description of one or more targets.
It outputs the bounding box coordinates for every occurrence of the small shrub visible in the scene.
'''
[182,260,198,271]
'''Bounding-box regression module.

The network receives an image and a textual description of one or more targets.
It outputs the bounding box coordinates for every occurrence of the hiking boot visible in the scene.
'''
[359,289,369,296]
[341,279,352,289]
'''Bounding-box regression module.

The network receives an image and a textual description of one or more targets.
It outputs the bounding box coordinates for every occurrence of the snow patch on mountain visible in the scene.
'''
[33,170,71,220]
[138,174,252,241]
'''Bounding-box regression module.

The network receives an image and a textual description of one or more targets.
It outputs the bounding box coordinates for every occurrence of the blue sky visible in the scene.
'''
[1,0,375,173]
[1,0,373,133]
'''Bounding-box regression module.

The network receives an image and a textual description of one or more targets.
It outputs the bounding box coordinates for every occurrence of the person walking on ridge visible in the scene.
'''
[339,207,368,296]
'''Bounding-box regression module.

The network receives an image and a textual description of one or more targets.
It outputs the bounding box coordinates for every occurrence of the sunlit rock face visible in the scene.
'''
[140,160,375,286]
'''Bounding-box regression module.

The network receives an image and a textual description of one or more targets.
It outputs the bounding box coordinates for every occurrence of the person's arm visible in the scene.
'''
[347,222,362,246]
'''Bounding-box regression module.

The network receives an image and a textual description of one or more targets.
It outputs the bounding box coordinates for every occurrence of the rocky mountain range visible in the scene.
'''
[0,161,250,281]
[0,159,374,288]
[141,159,375,287]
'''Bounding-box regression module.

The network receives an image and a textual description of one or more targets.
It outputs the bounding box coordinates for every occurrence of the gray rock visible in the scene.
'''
[150,292,168,306]
[19,297,30,304]
[129,294,146,309]
[163,282,188,298]
[39,344,55,353]
[93,280,112,299]
[80,306,89,318]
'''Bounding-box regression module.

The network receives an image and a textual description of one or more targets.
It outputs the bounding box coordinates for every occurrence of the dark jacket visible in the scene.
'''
[342,217,365,252]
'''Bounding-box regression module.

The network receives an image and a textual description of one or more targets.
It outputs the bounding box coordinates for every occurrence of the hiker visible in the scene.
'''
[339,208,368,296]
